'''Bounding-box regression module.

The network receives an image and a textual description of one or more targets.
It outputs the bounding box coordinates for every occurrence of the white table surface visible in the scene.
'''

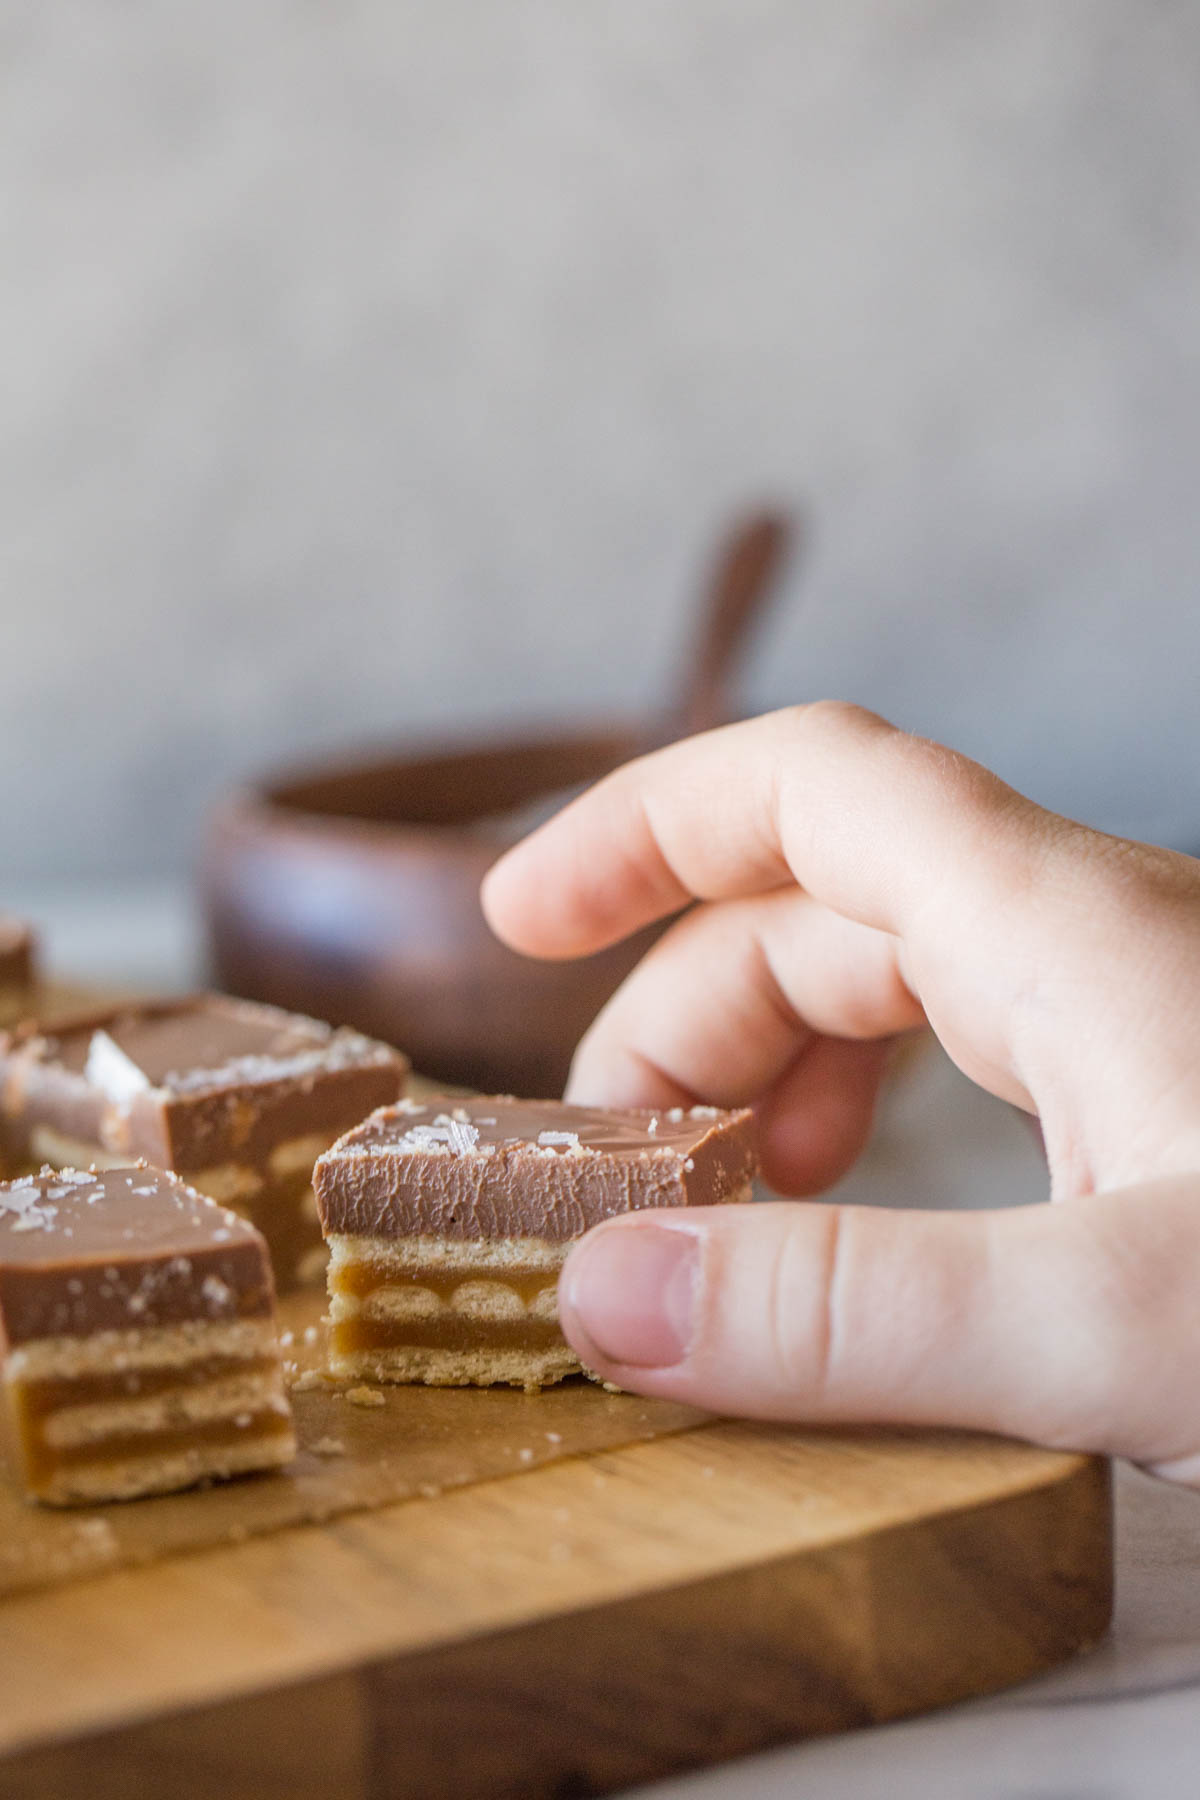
[12,878,1200,1800]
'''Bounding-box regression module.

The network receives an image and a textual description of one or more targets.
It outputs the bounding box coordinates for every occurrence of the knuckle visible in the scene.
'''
[898,730,1015,824]
[775,698,893,745]
[758,1207,844,1402]
[809,1204,848,1401]
[1080,832,1200,921]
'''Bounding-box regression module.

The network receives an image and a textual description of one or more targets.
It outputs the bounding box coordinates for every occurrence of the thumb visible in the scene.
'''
[557,1188,1200,1479]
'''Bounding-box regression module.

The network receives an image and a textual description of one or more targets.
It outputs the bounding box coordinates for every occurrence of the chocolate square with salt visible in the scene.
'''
[0,1164,295,1505]
[0,995,408,1287]
[0,1164,273,1349]
[313,1096,757,1391]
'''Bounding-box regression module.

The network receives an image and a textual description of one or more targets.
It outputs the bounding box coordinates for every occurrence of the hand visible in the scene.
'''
[482,703,1200,1481]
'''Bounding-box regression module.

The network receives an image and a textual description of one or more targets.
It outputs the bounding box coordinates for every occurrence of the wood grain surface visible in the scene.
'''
[0,1421,1111,1799]
[0,1287,702,1601]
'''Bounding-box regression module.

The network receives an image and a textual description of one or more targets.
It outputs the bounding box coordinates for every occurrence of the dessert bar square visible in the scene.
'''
[0,996,409,1288]
[314,1096,757,1391]
[0,1164,296,1505]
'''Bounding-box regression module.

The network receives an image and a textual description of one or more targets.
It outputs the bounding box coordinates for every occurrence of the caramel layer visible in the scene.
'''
[18,1355,279,1416]
[24,1408,294,1483]
[330,1261,556,1308]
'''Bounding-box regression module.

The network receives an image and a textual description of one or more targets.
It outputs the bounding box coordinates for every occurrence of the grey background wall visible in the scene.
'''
[3,1,1199,880]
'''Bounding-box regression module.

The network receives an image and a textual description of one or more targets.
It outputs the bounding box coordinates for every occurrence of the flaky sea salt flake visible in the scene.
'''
[201,1274,234,1310]
[10,1209,55,1233]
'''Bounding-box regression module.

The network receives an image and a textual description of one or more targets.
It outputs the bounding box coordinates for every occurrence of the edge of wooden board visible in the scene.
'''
[0,1419,1112,1790]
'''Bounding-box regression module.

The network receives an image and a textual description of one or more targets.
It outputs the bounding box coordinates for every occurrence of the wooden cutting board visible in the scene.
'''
[0,992,1112,1796]
[0,1415,1110,1800]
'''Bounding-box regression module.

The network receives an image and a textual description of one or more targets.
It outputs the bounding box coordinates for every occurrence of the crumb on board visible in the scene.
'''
[518,1447,535,1463]
[71,1517,117,1555]
[289,1369,328,1393]
[344,1385,385,1408]
[311,1437,347,1458]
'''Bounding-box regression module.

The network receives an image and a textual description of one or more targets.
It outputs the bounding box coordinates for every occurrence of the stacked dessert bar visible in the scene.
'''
[315,1096,757,1390]
[0,1164,295,1504]
[0,930,760,1506]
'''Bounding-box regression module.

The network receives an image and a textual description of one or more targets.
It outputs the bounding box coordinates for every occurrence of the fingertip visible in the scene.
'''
[558,1218,702,1377]
[479,851,523,948]
[480,840,579,959]
[564,1026,696,1111]
[478,853,507,927]
[756,1037,891,1196]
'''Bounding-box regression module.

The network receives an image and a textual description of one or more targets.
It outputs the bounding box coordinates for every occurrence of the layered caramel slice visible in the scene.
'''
[0,995,408,1288]
[0,1164,296,1505]
[0,916,36,1031]
[314,1097,757,1392]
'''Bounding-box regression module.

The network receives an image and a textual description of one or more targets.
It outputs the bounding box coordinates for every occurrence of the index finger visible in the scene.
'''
[481,702,1043,961]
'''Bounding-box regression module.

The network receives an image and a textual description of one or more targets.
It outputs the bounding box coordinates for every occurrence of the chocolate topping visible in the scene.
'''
[0,994,408,1172]
[0,1165,275,1346]
[51,999,395,1093]
[314,1097,758,1241]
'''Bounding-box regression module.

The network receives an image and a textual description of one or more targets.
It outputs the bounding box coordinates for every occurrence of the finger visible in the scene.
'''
[482,702,1046,960]
[566,886,921,1104]
[564,887,917,1192]
[754,1035,896,1197]
[557,1182,1200,1472]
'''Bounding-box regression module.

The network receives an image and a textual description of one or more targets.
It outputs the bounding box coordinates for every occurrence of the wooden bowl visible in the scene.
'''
[201,727,664,1094]
[201,512,797,1094]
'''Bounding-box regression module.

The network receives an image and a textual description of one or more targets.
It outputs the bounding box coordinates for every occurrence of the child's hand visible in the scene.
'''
[482,704,1200,1481]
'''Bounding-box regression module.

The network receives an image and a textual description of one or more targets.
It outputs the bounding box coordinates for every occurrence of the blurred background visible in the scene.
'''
[2,1,1200,987]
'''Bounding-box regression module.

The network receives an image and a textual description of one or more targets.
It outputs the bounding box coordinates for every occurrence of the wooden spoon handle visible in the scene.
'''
[668,509,797,742]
